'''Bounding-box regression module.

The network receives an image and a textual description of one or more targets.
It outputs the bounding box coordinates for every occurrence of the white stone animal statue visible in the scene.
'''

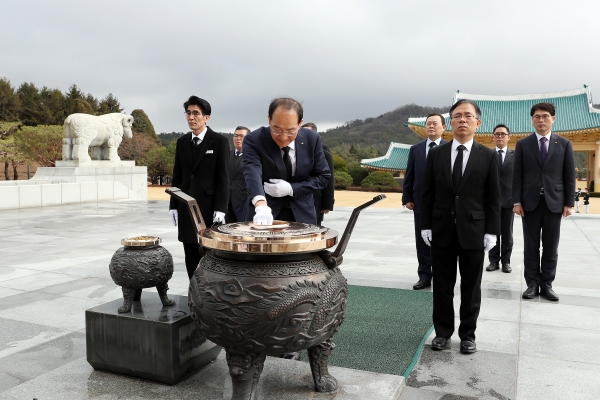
[62,113,134,161]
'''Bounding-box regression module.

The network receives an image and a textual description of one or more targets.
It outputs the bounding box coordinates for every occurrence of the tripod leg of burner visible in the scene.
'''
[225,349,266,400]
[308,338,338,392]
[118,287,135,313]
[133,288,142,301]
[157,283,176,306]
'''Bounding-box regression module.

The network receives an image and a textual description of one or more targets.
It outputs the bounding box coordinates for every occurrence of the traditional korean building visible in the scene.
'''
[360,142,411,185]
[406,86,600,188]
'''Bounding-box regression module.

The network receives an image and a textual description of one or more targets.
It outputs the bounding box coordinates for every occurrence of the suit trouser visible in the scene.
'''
[431,228,484,342]
[413,211,433,281]
[522,195,562,290]
[183,242,202,280]
[488,207,514,264]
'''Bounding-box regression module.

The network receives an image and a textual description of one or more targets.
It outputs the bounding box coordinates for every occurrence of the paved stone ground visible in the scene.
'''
[0,200,599,399]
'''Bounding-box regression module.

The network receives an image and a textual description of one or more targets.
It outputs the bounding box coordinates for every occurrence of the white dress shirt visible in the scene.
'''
[425,137,442,158]
[535,131,552,151]
[450,139,474,174]
[191,127,207,143]
[495,146,507,164]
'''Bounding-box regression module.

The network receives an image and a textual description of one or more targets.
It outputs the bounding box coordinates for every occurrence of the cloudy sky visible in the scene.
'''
[2,1,600,133]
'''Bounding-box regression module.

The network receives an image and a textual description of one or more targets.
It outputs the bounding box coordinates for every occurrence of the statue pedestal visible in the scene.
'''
[86,294,221,385]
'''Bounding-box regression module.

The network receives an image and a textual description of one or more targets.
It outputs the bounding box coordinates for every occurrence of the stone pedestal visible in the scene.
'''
[86,294,221,385]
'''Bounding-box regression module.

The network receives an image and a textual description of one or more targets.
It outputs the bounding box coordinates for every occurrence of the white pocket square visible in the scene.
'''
[206,150,214,154]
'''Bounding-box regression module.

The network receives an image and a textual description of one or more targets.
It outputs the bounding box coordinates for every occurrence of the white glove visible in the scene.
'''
[421,229,432,247]
[263,179,293,198]
[213,211,226,224]
[483,233,497,252]
[169,209,178,226]
[253,205,273,225]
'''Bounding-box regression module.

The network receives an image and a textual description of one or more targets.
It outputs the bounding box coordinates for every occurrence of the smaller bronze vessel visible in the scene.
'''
[109,236,175,313]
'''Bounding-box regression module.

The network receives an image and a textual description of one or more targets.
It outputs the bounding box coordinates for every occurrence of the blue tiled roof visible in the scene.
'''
[407,86,600,134]
[361,142,411,171]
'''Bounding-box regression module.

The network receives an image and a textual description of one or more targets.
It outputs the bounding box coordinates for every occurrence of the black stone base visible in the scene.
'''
[86,294,221,385]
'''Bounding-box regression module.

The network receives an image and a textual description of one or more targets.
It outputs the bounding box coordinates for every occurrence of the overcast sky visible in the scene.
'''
[2,0,600,133]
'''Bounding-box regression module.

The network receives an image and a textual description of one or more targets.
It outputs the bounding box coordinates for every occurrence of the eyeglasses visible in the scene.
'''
[271,127,297,137]
[233,134,245,139]
[493,133,509,137]
[532,114,552,120]
[185,110,202,117]
[425,122,443,127]
[451,113,478,120]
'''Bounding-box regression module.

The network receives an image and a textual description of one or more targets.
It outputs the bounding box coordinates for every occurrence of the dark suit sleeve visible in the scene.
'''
[563,140,576,207]
[420,147,436,230]
[321,150,335,210]
[213,134,230,213]
[242,132,266,200]
[169,137,183,210]
[484,151,501,236]
[290,134,330,198]
[402,146,416,205]
[512,140,523,206]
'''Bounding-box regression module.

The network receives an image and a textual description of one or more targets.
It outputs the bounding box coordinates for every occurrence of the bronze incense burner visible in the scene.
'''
[167,188,384,400]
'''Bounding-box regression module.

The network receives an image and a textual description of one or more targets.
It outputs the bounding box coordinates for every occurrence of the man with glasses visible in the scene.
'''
[403,113,448,290]
[420,99,500,354]
[243,98,331,225]
[226,126,250,223]
[486,124,515,274]
[169,95,230,279]
[513,102,575,301]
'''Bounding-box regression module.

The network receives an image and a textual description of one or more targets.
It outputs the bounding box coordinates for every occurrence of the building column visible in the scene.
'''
[594,142,600,191]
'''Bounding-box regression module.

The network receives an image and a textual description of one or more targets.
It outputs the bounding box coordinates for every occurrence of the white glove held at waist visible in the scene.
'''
[169,209,178,226]
[483,233,497,252]
[253,205,274,225]
[421,229,432,247]
[263,179,293,198]
[213,211,226,224]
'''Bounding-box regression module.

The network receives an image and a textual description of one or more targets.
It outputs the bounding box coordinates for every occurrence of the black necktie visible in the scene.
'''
[453,145,466,191]
[235,151,240,157]
[282,146,292,181]
[540,137,548,165]
[498,150,504,170]
[193,137,200,146]
[428,141,436,157]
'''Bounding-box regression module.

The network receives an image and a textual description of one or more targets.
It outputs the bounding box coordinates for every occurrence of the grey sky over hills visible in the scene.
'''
[2,0,599,133]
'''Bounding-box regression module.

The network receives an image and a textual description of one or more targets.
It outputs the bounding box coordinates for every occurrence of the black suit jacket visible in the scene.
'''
[498,148,514,209]
[313,145,335,213]
[227,149,247,210]
[403,139,448,213]
[512,133,575,213]
[421,140,501,250]
[169,128,230,243]
[242,127,331,224]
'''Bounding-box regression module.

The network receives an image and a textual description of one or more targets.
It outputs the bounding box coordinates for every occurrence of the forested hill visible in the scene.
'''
[320,103,450,154]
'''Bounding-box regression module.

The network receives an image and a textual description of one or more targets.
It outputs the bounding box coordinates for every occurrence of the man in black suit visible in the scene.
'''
[243,98,330,225]
[403,114,448,290]
[226,126,250,223]
[421,99,500,354]
[302,122,335,226]
[169,96,230,279]
[513,102,575,302]
[486,124,514,274]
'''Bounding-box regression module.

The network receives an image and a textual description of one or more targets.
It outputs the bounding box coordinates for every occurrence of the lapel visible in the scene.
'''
[262,127,287,178]
[182,132,194,170]
[544,133,559,168]
[233,150,243,178]
[192,128,213,172]
[417,141,426,165]
[502,149,514,171]
[527,133,543,168]
[441,141,453,189]
[293,130,307,181]
[457,141,482,193]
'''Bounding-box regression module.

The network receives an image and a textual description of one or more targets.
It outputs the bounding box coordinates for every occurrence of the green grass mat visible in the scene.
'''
[300,284,433,377]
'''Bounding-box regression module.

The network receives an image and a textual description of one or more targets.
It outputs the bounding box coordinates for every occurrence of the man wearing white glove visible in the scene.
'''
[169,96,229,279]
[242,98,331,226]
[420,99,500,355]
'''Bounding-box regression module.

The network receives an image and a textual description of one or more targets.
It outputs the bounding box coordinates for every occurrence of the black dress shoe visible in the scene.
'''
[460,340,477,354]
[413,280,431,290]
[541,288,559,301]
[522,286,539,299]
[502,263,512,273]
[486,262,499,271]
[431,337,450,350]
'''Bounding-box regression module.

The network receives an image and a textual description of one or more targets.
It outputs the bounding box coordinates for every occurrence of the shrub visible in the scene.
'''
[334,171,353,189]
[332,154,347,172]
[361,171,398,189]
[348,163,369,186]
